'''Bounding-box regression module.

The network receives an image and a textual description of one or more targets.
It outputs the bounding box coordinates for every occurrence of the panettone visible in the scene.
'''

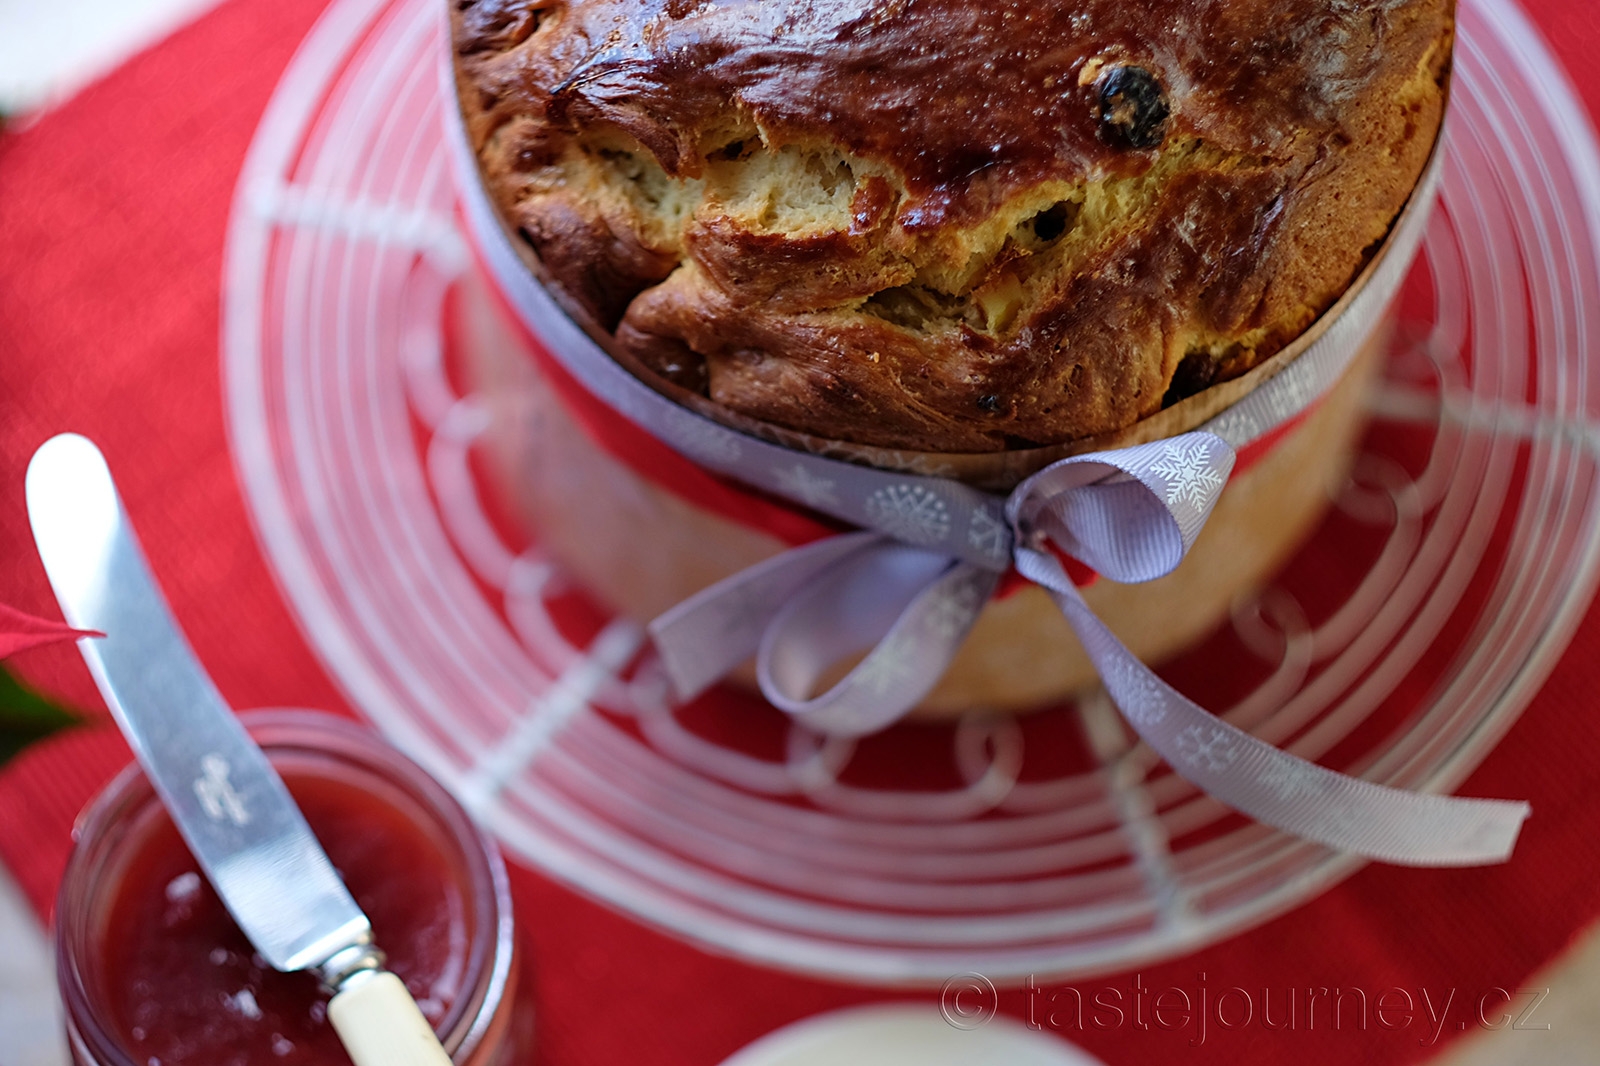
[451,0,1453,453]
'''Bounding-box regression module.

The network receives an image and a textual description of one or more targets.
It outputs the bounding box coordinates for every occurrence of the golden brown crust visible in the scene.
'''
[453,0,1453,451]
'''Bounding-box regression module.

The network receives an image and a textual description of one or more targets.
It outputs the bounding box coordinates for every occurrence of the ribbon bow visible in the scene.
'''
[650,433,1530,868]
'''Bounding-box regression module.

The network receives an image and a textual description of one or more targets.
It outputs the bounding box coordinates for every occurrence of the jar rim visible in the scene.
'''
[55,708,515,1066]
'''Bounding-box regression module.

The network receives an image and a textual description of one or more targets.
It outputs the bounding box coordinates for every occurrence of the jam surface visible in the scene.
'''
[96,770,472,1066]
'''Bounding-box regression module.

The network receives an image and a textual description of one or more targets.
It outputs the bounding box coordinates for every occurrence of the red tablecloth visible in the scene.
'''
[5,3,1600,1064]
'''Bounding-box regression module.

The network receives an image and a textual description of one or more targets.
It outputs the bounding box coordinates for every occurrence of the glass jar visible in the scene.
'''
[55,710,533,1066]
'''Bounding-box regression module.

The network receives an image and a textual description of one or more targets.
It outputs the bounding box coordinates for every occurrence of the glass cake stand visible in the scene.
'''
[223,0,1600,985]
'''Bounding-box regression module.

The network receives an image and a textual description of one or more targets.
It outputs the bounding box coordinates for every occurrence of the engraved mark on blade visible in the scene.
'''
[194,753,252,826]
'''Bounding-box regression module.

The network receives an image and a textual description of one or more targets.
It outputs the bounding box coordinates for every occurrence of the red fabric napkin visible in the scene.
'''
[3,3,1600,1065]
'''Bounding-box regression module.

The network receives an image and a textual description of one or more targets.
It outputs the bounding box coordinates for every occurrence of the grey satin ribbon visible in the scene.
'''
[648,431,1529,867]
[653,435,1233,728]
[453,120,1530,866]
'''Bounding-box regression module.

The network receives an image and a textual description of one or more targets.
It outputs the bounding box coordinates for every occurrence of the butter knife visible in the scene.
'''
[27,433,454,1066]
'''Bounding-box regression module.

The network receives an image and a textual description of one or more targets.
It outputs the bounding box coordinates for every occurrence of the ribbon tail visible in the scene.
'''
[648,531,882,702]
[758,553,999,737]
[1017,548,1530,867]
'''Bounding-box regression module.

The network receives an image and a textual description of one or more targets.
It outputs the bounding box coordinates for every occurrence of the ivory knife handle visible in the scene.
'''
[328,970,455,1066]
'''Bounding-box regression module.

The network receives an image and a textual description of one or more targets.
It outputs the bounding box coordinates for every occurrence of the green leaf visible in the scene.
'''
[0,665,80,769]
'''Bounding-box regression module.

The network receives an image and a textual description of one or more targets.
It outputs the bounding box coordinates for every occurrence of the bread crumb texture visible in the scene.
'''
[455,0,1453,452]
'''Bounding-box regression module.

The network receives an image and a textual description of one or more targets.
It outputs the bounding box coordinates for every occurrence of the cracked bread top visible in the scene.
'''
[453,0,1453,453]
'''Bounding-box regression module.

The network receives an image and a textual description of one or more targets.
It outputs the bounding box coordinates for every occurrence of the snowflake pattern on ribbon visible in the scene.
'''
[1259,757,1325,803]
[920,575,988,641]
[1307,800,1368,847]
[711,581,777,645]
[1268,362,1322,424]
[966,507,1010,563]
[1100,656,1170,728]
[1174,724,1242,773]
[1148,439,1226,512]
[864,484,952,546]
[771,463,840,509]
[853,630,920,696]
[670,416,744,467]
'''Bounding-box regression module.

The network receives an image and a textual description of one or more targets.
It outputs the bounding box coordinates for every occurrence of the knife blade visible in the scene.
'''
[27,433,453,1066]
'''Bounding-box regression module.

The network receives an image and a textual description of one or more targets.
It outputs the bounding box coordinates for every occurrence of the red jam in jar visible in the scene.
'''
[56,711,532,1066]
